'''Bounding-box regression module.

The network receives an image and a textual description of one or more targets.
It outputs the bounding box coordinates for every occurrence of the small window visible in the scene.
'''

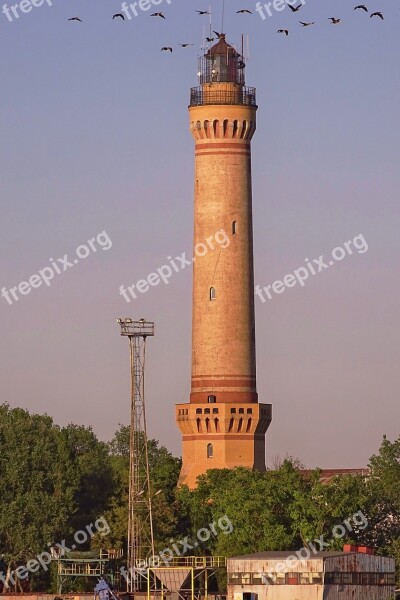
[239,408,244,414]
[207,443,213,458]
[230,408,236,414]
[210,287,216,301]
[233,120,238,138]
[196,408,202,414]
[204,408,210,414]
[247,408,253,414]
[213,119,219,137]
[342,573,352,585]
[208,395,216,403]
[212,408,218,414]
[232,220,237,235]
[286,573,299,585]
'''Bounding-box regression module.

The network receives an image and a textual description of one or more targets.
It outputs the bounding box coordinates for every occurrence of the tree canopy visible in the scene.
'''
[0,403,398,590]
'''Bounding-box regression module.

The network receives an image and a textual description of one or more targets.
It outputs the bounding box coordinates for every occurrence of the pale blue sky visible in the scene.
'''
[1,0,399,467]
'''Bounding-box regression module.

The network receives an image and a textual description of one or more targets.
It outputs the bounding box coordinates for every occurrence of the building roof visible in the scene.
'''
[208,34,239,58]
[229,551,364,560]
[299,468,369,484]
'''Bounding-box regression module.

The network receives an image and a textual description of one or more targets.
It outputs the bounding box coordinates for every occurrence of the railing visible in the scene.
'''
[190,87,256,107]
[149,556,227,568]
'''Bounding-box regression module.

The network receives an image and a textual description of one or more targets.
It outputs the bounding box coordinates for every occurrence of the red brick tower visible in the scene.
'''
[176,35,272,488]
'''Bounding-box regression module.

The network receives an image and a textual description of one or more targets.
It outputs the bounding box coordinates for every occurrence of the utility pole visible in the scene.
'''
[116,318,155,593]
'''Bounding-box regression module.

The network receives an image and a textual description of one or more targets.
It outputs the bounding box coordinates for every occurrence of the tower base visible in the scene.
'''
[176,402,272,488]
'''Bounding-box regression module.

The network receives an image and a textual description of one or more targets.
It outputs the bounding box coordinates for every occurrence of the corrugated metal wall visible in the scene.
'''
[227,554,396,600]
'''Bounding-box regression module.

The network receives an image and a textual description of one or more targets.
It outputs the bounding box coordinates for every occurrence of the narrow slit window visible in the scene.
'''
[207,443,213,458]
[232,220,237,235]
[233,120,238,138]
[213,119,219,137]
[210,287,216,301]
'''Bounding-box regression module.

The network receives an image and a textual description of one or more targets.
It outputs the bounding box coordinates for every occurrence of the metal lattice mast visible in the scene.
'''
[116,318,155,593]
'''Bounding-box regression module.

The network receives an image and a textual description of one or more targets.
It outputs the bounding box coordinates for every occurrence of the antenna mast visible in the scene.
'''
[116,318,155,593]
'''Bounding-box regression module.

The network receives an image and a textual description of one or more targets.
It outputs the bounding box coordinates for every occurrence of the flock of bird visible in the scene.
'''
[67,5,386,47]
[275,2,384,36]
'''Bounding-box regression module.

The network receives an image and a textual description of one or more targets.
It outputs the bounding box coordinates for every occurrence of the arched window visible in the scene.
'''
[213,119,219,137]
[233,120,239,138]
[207,443,213,458]
[210,287,216,301]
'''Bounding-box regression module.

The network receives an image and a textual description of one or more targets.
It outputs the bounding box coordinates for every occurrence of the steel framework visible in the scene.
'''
[116,318,155,593]
[147,556,227,600]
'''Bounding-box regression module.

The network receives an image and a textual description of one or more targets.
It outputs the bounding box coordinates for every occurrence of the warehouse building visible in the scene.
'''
[227,548,395,600]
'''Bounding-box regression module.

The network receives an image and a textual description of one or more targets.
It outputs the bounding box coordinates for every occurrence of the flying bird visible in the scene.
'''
[196,9,210,14]
[68,16,82,21]
[179,43,194,47]
[277,28,289,35]
[151,12,165,18]
[288,4,302,12]
[299,20,315,25]
[329,17,341,23]
[354,5,368,11]
[161,46,173,52]
[370,11,383,18]
[237,9,252,13]
[112,13,125,19]
[205,36,215,42]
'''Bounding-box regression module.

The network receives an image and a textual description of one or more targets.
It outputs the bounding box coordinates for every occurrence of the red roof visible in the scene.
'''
[208,34,239,57]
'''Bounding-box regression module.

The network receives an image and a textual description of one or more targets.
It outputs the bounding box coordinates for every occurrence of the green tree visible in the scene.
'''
[104,425,181,550]
[0,404,114,592]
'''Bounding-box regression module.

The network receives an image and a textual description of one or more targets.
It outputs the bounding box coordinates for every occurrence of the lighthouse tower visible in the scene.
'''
[176,34,272,488]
